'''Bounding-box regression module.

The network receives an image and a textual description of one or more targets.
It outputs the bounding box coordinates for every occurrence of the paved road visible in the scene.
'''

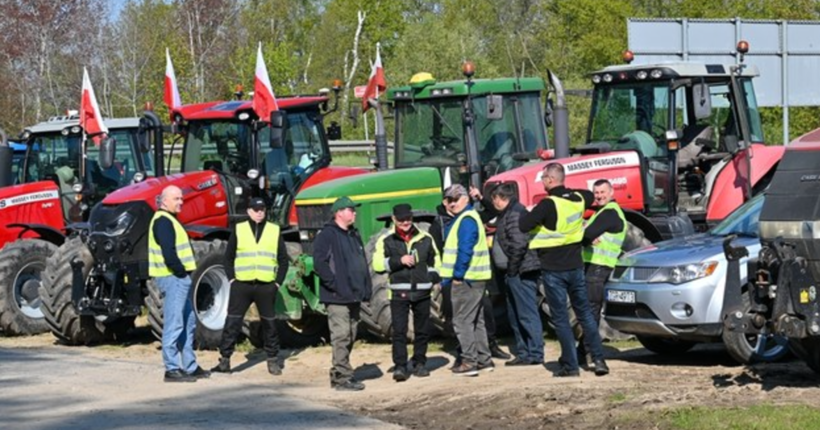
[0,347,401,430]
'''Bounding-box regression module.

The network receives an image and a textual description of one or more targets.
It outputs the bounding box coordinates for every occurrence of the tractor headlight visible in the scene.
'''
[105,211,136,236]
[647,261,718,284]
[72,183,84,193]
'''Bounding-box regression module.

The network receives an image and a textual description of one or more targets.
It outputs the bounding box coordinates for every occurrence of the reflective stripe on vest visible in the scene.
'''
[234,221,280,282]
[148,211,196,277]
[529,193,585,249]
[582,202,627,268]
[440,210,491,281]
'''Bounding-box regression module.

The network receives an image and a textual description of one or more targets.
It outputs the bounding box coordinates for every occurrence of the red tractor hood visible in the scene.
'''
[103,171,221,208]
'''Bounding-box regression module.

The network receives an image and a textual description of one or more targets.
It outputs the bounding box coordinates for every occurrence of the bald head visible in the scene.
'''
[159,185,183,214]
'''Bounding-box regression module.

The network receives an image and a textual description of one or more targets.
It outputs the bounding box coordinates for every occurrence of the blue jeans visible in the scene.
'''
[505,272,544,362]
[543,268,604,371]
[155,275,198,373]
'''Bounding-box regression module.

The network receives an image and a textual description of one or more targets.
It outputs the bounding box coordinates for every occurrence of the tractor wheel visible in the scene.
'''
[623,222,653,252]
[40,237,106,345]
[0,239,56,336]
[245,317,329,349]
[721,294,790,364]
[147,240,232,350]
[636,335,696,355]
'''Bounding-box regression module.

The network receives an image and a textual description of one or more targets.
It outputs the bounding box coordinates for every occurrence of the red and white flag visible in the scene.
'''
[164,48,182,120]
[253,43,278,121]
[362,43,386,112]
[80,68,108,144]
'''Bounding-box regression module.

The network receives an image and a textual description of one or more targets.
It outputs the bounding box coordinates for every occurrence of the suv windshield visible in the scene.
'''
[395,98,465,168]
[711,194,765,237]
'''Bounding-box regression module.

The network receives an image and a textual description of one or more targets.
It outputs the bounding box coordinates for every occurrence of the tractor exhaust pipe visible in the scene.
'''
[548,70,570,159]
[369,99,389,171]
[0,128,12,188]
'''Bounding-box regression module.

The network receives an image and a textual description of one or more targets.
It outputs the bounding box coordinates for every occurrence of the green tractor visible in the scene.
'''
[280,66,567,340]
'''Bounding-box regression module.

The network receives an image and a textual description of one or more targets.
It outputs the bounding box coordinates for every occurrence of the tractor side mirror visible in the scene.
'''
[544,98,554,127]
[99,136,116,170]
[349,105,360,128]
[326,121,342,140]
[269,111,286,149]
[486,95,503,120]
[693,83,712,120]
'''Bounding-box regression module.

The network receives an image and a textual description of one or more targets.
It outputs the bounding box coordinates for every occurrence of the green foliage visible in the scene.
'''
[663,404,820,430]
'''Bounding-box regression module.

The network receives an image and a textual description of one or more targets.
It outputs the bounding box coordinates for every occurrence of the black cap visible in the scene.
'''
[249,197,266,210]
[393,203,413,220]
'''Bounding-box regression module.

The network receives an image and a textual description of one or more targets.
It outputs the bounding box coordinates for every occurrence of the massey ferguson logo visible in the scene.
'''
[0,190,60,210]
[534,153,641,183]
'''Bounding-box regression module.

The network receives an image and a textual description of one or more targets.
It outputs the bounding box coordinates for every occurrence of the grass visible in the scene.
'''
[235,339,256,353]
[605,338,642,351]
[607,392,628,404]
[618,404,820,430]
[331,151,375,168]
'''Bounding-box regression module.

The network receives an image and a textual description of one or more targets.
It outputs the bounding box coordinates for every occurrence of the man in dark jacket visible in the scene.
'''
[490,184,544,366]
[313,196,372,391]
[373,204,441,382]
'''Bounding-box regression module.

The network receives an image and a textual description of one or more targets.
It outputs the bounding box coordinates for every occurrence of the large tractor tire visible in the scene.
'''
[623,221,653,253]
[40,237,106,345]
[721,294,790,364]
[146,240,231,350]
[0,239,56,336]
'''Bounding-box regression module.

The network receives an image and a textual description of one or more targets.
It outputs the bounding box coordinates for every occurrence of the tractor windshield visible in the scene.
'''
[588,82,670,144]
[21,133,82,186]
[395,98,465,168]
[473,92,547,175]
[184,121,253,175]
[85,128,155,194]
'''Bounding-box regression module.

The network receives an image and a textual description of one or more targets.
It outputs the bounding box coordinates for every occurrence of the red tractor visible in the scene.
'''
[41,89,369,347]
[486,50,784,249]
[0,112,163,336]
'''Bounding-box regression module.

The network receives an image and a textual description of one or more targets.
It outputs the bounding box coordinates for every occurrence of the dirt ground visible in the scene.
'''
[2,328,819,430]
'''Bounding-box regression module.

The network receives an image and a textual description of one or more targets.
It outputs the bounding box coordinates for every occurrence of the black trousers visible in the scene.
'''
[390,295,431,367]
[219,280,280,359]
[442,286,496,340]
[585,263,612,323]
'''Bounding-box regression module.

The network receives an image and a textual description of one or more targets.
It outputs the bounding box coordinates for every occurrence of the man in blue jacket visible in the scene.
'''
[313,196,372,391]
[441,184,493,376]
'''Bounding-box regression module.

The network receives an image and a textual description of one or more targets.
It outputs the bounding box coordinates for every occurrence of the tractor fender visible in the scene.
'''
[184,224,231,242]
[6,223,66,246]
[621,209,663,244]
[706,144,785,223]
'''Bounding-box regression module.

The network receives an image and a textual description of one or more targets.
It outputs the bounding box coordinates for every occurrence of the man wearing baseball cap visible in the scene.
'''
[212,197,289,376]
[313,196,372,391]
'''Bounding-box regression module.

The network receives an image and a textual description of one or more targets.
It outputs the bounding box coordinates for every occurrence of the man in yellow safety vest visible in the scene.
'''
[148,185,206,383]
[211,197,289,376]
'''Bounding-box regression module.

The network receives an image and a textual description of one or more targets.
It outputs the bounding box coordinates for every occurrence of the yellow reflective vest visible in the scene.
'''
[582,202,627,268]
[148,211,196,277]
[234,221,280,283]
[528,193,585,249]
[440,209,492,281]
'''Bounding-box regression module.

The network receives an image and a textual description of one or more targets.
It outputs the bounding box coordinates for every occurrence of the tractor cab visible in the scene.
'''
[586,58,764,219]
[17,114,157,222]
[388,70,549,189]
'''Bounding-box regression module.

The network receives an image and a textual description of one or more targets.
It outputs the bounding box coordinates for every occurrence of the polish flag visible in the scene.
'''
[164,48,182,121]
[253,43,278,121]
[362,43,386,112]
[80,68,108,144]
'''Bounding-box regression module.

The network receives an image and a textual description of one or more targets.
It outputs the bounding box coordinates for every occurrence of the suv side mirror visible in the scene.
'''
[99,136,116,169]
[269,111,286,148]
[693,83,712,120]
[326,121,342,140]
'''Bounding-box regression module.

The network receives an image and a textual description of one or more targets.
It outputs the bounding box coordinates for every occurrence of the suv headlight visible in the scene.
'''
[647,261,718,284]
[105,212,136,236]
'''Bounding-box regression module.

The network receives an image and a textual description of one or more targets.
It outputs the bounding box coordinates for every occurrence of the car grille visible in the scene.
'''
[605,303,659,320]
[297,204,332,230]
[611,266,658,282]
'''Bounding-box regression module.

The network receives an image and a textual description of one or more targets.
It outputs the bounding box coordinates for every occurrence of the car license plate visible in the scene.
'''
[607,289,636,304]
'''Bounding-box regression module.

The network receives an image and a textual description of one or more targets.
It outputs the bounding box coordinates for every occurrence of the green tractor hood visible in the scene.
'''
[295,166,444,240]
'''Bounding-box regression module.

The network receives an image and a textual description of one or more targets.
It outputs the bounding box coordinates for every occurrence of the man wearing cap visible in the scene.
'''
[440,184,493,376]
[373,204,441,382]
[313,196,372,391]
[211,197,289,376]
[149,185,207,383]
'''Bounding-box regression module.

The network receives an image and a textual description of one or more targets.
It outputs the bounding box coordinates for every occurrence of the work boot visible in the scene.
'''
[393,366,409,382]
[164,369,196,383]
[189,366,211,379]
[211,357,231,374]
[593,359,610,376]
[267,359,282,376]
[412,362,430,377]
[333,379,366,391]
[489,340,511,360]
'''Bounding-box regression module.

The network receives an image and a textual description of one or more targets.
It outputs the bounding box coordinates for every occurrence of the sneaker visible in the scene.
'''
[489,342,512,360]
[164,369,196,383]
[333,379,365,391]
[451,363,479,377]
[505,357,531,366]
[393,366,409,382]
[553,367,580,378]
[267,360,282,376]
[477,361,495,373]
[449,357,463,371]
[211,357,231,374]
[593,359,610,376]
[412,363,430,377]
[189,366,211,379]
